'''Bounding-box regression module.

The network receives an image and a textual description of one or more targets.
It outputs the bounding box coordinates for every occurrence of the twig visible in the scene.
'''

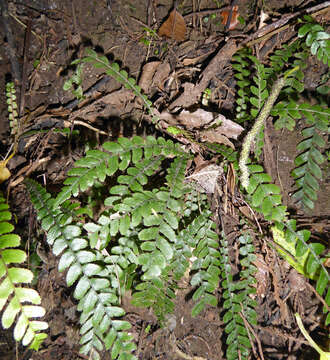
[20,18,32,117]
[244,1,330,46]
[305,281,330,312]
[239,311,265,360]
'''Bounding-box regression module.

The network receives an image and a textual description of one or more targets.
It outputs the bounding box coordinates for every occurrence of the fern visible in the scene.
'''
[19,18,329,359]
[77,49,159,123]
[233,31,329,331]
[6,82,19,138]
[220,232,257,360]
[189,211,220,317]
[245,164,287,222]
[272,220,330,325]
[0,192,48,350]
[291,118,328,210]
[298,15,330,66]
[25,179,136,360]
[26,136,213,359]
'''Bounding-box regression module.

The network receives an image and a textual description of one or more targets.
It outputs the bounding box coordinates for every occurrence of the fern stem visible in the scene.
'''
[239,77,286,189]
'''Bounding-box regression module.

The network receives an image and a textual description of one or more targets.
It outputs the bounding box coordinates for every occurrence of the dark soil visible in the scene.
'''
[0,0,329,360]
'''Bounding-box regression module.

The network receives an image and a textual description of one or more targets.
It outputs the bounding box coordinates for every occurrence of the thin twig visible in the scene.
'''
[239,311,265,360]
[20,18,32,117]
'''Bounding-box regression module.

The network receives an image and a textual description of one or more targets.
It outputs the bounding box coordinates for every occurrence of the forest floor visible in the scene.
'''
[0,0,329,359]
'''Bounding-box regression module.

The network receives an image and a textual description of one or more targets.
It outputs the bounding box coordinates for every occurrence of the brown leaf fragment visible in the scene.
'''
[200,130,235,149]
[187,163,223,194]
[158,9,186,41]
[139,61,161,93]
[221,5,239,31]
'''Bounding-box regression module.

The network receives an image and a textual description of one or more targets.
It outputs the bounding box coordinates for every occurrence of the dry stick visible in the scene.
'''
[244,1,330,46]
[239,311,265,360]
[19,18,32,117]
[238,310,258,360]
[169,39,238,109]
[305,281,330,312]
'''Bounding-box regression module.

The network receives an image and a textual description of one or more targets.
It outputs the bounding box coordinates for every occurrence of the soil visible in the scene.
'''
[0,0,329,360]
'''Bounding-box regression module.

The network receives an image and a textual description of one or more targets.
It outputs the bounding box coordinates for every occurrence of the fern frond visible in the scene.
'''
[245,164,287,222]
[6,82,19,138]
[298,16,330,66]
[232,48,253,123]
[54,136,188,208]
[271,220,330,324]
[291,115,329,210]
[0,192,48,350]
[220,233,257,360]
[25,179,136,360]
[131,277,176,324]
[189,212,220,317]
[81,49,159,123]
[271,102,329,131]
[269,39,307,93]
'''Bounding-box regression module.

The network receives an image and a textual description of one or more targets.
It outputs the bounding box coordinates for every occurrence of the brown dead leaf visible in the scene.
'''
[139,61,171,94]
[160,108,213,128]
[187,163,223,194]
[200,130,235,149]
[158,9,186,41]
[139,61,161,93]
[221,5,239,31]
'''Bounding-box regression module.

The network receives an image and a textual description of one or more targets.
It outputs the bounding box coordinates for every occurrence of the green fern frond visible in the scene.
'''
[298,15,330,66]
[81,49,158,123]
[269,39,307,94]
[291,117,329,210]
[25,179,136,360]
[131,277,176,323]
[54,136,188,208]
[272,220,330,325]
[271,102,329,131]
[220,233,257,360]
[0,192,48,350]
[232,48,253,123]
[6,82,19,138]
[189,212,220,317]
[245,164,287,222]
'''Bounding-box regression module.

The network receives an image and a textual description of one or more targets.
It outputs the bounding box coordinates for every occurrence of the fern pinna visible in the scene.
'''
[0,192,48,350]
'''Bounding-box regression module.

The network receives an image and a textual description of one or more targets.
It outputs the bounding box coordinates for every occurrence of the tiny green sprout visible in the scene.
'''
[202,87,211,106]
[144,324,151,334]
[210,13,217,20]
[295,313,330,360]
[167,126,184,135]
[238,15,245,25]
[33,59,40,68]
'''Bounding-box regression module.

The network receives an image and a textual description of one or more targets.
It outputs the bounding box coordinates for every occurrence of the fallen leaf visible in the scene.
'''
[221,5,239,31]
[200,130,235,149]
[158,9,186,41]
[187,163,223,194]
[160,109,244,139]
[0,160,11,184]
